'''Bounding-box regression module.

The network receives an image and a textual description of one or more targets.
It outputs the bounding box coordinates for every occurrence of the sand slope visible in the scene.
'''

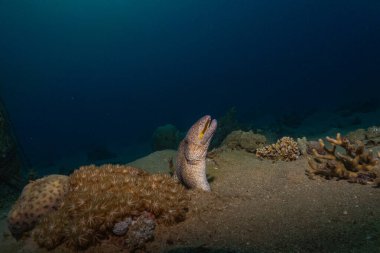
[146,150,380,252]
[1,149,379,253]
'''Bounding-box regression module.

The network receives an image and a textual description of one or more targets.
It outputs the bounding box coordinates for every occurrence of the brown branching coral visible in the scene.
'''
[307,133,379,184]
[256,137,300,161]
[32,164,189,250]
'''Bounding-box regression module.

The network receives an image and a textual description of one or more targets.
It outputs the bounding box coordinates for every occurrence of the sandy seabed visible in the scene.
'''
[1,149,379,253]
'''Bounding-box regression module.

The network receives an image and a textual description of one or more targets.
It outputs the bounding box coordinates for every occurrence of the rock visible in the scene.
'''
[113,217,132,236]
[221,130,266,153]
[125,212,156,251]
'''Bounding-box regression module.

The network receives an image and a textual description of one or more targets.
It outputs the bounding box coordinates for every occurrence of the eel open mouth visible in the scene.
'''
[199,117,212,140]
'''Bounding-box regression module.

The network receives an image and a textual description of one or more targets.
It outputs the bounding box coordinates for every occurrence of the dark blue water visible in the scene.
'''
[1,1,379,170]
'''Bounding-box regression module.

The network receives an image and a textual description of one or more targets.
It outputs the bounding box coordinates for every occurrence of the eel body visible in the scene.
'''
[175,115,217,191]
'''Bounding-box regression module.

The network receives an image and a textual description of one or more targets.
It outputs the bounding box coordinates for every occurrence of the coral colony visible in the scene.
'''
[307,133,379,184]
[256,137,300,161]
[7,175,69,239]
[8,164,189,250]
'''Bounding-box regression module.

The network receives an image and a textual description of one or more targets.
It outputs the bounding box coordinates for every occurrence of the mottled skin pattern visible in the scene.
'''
[175,115,217,191]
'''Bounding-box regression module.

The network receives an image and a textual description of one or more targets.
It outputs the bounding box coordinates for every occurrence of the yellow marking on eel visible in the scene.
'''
[199,119,211,139]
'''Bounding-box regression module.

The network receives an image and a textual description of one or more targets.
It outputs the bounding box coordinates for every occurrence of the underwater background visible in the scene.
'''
[1,1,380,253]
[1,0,380,175]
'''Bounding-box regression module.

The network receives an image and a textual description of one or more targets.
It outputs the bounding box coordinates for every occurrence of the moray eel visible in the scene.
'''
[175,115,217,191]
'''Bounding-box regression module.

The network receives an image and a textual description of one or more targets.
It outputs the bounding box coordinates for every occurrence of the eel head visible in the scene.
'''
[184,115,217,161]
[187,115,217,145]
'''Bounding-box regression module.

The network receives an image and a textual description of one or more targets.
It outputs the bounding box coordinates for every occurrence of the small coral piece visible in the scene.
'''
[7,175,69,238]
[32,164,189,250]
[256,137,300,161]
[306,133,379,184]
[296,137,308,155]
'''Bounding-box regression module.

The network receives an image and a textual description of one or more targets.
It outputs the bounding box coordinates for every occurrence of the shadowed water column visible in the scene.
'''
[0,98,24,189]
